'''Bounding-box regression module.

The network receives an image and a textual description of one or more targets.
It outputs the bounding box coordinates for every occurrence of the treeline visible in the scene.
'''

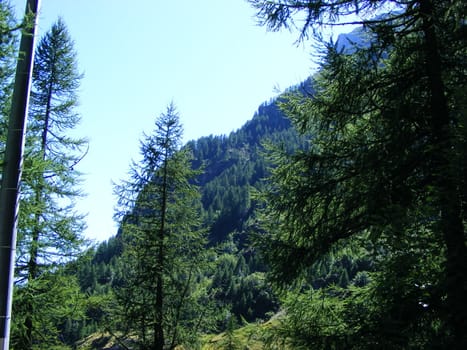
[1,0,466,349]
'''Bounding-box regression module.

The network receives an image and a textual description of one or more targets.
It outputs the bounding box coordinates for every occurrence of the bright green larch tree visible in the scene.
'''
[11,18,87,349]
[114,103,211,350]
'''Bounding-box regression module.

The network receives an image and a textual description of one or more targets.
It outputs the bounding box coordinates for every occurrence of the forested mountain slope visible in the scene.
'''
[65,30,356,347]
[65,82,311,346]
[187,91,305,243]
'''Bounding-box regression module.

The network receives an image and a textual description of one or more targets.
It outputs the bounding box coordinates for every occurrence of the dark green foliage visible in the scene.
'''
[59,237,125,344]
[211,246,279,325]
[252,0,467,348]
[188,99,305,243]
[185,103,302,325]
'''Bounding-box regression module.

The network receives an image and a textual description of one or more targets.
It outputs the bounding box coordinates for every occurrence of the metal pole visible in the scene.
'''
[0,1,40,349]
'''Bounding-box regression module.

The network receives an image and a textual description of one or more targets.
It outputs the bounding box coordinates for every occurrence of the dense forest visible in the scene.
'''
[1,0,466,349]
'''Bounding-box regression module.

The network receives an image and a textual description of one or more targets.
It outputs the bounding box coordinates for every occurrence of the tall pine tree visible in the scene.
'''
[114,103,211,349]
[11,18,87,349]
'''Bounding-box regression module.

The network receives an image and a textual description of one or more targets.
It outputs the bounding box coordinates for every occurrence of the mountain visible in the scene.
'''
[61,84,307,344]
[187,78,314,244]
[65,30,360,345]
[335,24,370,52]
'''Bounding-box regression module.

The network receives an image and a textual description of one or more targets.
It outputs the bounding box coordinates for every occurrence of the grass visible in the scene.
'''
[75,316,289,349]
[201,315,290,350]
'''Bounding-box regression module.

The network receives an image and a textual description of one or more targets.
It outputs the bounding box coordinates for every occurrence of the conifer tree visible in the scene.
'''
[251,0,467,347]
[11,18,87,349]
[114,103,210,349]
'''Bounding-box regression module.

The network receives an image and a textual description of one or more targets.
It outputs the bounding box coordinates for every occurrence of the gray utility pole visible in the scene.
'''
[0,1,40,349]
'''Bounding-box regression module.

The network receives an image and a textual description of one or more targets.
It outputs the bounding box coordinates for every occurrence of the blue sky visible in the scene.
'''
[10,0,328,242]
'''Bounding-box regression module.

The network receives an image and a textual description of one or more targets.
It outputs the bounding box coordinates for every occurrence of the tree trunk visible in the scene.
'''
[24,68,54,349]
[154,134,170,350]
[169,268,193,349]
